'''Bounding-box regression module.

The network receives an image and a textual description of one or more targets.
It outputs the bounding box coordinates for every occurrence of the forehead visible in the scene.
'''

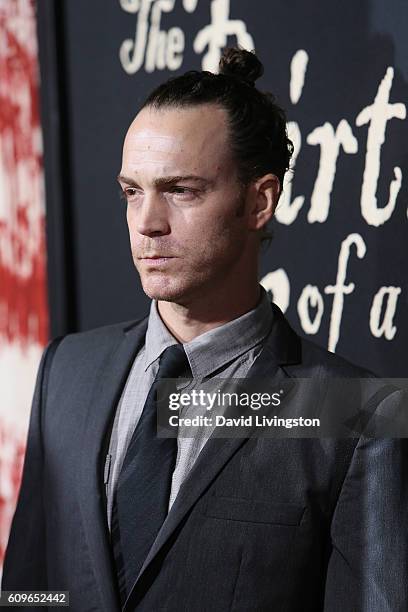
[122,104,233,176]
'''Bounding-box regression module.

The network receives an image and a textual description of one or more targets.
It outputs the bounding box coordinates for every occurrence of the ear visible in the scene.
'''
[248,173,281,231]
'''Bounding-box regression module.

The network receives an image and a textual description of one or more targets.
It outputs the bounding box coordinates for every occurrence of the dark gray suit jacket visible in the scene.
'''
[3,304,407,611]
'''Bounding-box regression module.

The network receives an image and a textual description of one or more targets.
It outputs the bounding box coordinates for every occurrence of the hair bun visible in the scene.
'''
[219,47,264,86]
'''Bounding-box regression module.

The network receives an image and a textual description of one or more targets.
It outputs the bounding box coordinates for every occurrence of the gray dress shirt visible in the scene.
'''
[106,287,274,528]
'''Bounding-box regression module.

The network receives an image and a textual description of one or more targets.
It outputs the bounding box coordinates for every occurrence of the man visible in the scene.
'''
[3,48,407,611]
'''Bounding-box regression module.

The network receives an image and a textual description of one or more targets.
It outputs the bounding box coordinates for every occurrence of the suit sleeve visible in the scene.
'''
[324,390,408,611]
[1,338,62,590]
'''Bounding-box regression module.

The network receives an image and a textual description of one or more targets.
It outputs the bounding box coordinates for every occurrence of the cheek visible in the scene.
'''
[126,206,134,234]
[126,207,142,247]
[184,213,247,263]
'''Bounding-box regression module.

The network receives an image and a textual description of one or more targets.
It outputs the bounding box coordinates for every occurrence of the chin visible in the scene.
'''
[140,276,191,303]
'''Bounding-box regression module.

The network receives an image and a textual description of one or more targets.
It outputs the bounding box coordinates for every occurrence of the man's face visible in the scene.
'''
[119,103,254,305]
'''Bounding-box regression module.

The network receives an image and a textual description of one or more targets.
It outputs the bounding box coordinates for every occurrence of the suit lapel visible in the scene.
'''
[125,303,301,609]
[76,318,148,612]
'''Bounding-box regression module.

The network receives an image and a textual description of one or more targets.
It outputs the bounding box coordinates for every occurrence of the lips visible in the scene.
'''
[138,255,176,266]
[139,255,174,260]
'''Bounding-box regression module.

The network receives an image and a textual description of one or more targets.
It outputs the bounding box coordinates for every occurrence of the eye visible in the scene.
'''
[168,186,199,200]
[170,186,189,194]
[119,186,142,201]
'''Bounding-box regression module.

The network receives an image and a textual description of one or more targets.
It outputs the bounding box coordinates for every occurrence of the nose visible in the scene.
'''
[128,191,170,237]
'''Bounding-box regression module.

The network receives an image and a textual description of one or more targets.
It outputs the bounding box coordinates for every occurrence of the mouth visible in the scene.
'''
[139,256,175,265]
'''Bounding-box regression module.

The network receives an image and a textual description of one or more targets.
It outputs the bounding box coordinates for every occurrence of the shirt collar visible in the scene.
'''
[144,286,273,378]
[144,302,179,371]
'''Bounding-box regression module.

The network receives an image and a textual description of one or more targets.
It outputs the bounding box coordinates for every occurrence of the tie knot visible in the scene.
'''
[157,344,191,380]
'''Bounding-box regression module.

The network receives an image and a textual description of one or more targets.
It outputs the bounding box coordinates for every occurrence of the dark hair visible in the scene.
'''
[141,47,293,190]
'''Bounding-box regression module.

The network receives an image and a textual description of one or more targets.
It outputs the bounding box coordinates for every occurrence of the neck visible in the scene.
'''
[157,281,261,343]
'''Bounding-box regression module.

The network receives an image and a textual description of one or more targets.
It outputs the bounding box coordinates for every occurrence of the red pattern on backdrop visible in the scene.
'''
[0,1,48,346]
[0,423,26,564]
[0,0,48,567]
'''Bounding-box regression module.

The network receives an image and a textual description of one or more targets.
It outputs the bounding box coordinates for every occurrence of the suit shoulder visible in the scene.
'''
[298,336,374,378]
[270,303,373,378]
[51,317,147,360]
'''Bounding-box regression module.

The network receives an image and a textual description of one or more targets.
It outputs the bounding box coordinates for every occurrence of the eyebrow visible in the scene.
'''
[117,174,212,188]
